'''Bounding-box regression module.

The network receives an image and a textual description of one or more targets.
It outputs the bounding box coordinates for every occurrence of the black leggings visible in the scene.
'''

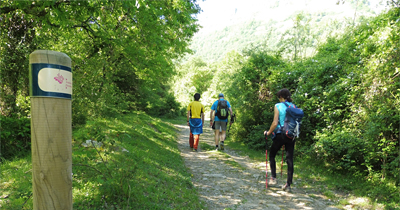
[269,134,295,185]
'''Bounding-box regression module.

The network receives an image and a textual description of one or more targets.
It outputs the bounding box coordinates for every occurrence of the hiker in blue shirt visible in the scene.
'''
[210,93,232,151]
[264,88,296,192]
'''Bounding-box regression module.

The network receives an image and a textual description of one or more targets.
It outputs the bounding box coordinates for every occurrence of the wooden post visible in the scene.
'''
[29,50,72,210]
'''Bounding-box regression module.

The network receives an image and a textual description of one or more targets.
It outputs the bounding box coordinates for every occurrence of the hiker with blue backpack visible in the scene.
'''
[264,88,304,192]
[210,93,233,151]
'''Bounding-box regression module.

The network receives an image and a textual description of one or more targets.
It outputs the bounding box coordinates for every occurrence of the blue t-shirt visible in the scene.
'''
[274,101,293,133]
[211,99,231,122]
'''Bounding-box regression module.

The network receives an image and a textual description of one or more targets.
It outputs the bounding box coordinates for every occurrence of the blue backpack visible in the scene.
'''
[216,99,229,120]
[279,102,304,139]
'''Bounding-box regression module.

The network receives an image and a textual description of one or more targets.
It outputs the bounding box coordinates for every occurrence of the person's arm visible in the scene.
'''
[265,105,279,136]
[229,107,233,125]
[187,109,190,126]
[201,112,205,127]
[209,110,214,127]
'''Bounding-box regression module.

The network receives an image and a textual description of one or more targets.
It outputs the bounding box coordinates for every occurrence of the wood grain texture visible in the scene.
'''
[30,50,72,210]
[29,50,71,66]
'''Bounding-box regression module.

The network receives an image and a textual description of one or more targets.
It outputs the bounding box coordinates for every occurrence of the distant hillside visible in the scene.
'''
[189,20,280,62]
[187,0,387,62]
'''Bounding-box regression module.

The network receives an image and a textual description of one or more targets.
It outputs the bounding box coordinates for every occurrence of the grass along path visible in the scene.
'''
[0,112,205,209]
[175,119,386,210]
[1,113,393,209]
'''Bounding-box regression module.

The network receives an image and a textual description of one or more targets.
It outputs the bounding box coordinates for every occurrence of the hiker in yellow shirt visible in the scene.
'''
[187,93,205,152]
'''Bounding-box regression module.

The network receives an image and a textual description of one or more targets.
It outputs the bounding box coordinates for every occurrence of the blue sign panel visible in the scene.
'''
[30,63,72,99]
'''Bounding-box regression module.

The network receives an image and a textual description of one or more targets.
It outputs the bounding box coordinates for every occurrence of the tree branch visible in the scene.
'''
[391,0,400,7]
[73,163,109,181]
[0,6,17,14]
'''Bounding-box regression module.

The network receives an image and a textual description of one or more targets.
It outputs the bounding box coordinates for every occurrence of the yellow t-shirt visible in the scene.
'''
[187,101,204,119]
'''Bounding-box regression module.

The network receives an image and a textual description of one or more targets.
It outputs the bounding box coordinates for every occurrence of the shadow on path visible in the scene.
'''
[175,120,341,210]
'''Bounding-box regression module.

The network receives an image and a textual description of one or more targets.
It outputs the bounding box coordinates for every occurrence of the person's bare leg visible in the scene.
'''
[220,130,226,150]
[193,134,200,150]
[220,131,226,142]
[214,129,220,146]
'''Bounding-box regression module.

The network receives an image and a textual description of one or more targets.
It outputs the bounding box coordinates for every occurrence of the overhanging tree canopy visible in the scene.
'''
[0,0,201,117]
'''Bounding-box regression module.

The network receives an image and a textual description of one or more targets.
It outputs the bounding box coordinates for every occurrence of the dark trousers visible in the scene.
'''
[269,134,295,185]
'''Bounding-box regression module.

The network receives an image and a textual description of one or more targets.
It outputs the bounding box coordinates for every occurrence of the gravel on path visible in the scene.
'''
[175,121,342,210]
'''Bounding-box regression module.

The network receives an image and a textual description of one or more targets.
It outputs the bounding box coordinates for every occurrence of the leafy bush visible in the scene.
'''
[225,50,286,142]
[313,128,367,172]
[242,124,272,150]
[142,87,181,117]
[219,8,400,182]
[306,8,400,179]
[0,115,31,160]
[2,0,201,134]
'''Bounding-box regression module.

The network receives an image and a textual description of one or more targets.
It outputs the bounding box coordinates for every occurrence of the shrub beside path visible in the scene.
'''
[175,121,342,210]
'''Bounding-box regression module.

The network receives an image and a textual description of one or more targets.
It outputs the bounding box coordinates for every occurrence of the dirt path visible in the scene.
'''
[175,120,342,210]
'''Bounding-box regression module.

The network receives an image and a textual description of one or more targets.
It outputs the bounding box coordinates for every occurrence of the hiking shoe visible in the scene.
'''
[269,177,277,185]
[220,142,224,150]
[193,148,197,152]
[282,183,291,192]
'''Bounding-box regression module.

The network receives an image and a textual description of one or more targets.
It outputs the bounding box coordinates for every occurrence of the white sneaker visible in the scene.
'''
[269,177,277,185]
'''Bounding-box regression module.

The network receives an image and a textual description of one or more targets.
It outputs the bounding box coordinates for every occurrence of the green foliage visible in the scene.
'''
[1,0,200,157]
[224,49,287,149]
[1,112,205,209]
[279,12,317,61]
[220,8,399,183]
[188,20,280,62]
[242,124,271,150]
[301,8,400,180]
[143,88,181,117]
[1,0,201,112]
[71,112,204,209]
[200,7,399,197]
[0,115,31,160]
[313,128,366,172]
[187,0,383,63]
[171,57,216,112]
[198,51,245,110]
[0,156,33,209]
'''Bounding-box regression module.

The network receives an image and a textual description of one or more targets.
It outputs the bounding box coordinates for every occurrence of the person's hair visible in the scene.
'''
[194,93,201,101]
[277,88,292,102]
